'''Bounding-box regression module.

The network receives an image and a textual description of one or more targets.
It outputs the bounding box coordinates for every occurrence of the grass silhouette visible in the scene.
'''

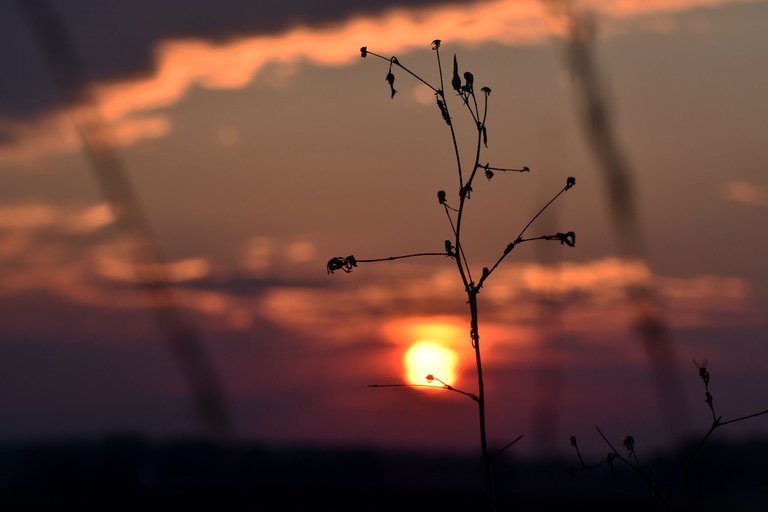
[567,360,768,505]
[329,40,577,509]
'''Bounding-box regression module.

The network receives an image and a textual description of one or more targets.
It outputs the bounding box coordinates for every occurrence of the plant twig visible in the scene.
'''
[369,375,479,402]
[492,435,524,460]
[478,178,575,289]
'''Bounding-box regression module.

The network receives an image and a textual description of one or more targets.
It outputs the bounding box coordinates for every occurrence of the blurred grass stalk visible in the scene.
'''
[15,0,234,440]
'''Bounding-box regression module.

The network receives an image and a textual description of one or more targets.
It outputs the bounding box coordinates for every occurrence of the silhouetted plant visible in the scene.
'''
[328,40,577,509]
[567,360,768,503]
[691,359,768,449]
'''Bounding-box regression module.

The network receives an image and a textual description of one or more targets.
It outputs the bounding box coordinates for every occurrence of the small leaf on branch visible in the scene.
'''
[386,72,397,98]
[566,176,576,190]
[452,54,462,93]
[504,241,516,255]
[360,46,368,58]
[694,358,710,385]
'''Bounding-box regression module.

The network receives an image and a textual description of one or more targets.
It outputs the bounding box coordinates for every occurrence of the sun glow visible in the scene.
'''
[404,341,459,387]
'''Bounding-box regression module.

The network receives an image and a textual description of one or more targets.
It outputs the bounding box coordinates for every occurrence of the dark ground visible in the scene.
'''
[1,435,767,511]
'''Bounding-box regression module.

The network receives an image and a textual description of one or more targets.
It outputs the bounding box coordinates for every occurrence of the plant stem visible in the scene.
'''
[469,292,494,507]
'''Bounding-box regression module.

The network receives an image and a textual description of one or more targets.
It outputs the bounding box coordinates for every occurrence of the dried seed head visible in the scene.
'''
[360,46,368,58]
[566,176,576,190]
[553,231,576,247]
[437,190,447,204]
[327,257,344,274]
[694,358,710,385]
[431,39,441,50]
[463,71,474,93]
[326,255,358,274]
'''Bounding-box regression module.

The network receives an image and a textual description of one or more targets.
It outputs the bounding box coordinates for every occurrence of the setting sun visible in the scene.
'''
[404,341,459,386]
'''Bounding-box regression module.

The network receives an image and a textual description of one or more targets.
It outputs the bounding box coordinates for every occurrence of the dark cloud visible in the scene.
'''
[0,0,463,124]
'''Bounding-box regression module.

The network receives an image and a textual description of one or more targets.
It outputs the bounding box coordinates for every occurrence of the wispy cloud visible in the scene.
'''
[0,201,114,233]
[0,0,752,162]
[240,236,318,276]
[0,201,758,341]
[723,180,768,207]
[260,258,760,348]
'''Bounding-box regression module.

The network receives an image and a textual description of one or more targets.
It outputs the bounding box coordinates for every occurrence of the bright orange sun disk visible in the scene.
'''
[404,341,459,387]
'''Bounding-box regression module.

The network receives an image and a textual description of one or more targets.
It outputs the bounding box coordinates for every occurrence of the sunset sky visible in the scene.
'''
[0,0,766,458]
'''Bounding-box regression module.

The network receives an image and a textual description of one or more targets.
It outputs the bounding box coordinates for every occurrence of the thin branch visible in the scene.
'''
[364,49,439,93]
[444,205,473,278]
[486,165,530,173]
[595,427,650,481]
[369,377,479,402]
[430,375,480,402]
[595,426,620,454]
[515,181,573,242]
[491,435,524,459]
[356,252,450,263]
[720,408,768,426]
[571,436,587,469]
[477,178,575,288]
[452,80,493,291]
[327,252,450,274]
[481,163,530,180]
[568,436,610,475]
[569,459,609,474]
[369,383,444,390]
[434,45,465,191]
[459,90,479,125]
[517,232,576,246]
[444,205,459,233]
